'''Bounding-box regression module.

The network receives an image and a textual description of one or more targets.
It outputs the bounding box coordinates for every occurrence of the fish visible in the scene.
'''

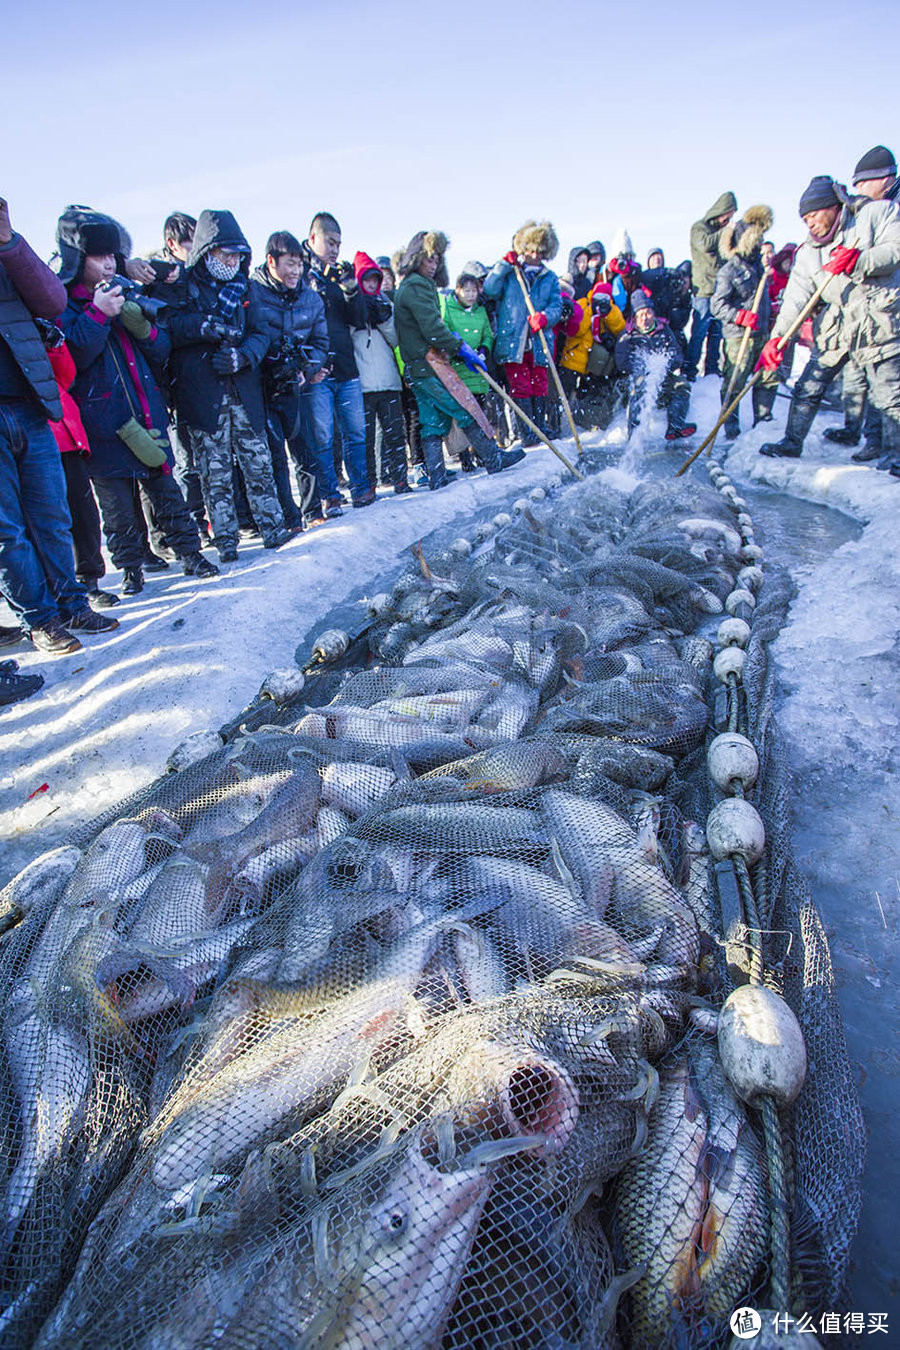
[357,803,545,857]
[540,790,634,916]
[0,845,82,934]
[445,1039,579,1154]
[180,771,294,853]
[419,740,570,794]
[321,762,396,818]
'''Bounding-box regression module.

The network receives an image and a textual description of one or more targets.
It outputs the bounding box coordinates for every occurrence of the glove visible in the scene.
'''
[457,340,487,373]
[200,318,241,343]
[503,250,520,268]
[824,245,861,276]
[600,333,617,353]
[755,338,784,372]
[735,309,759,330]
[211,346,248,375]
[528,311,548,332]
[119,300,152,340]
[336,260,358,294]
[560,296,574,323]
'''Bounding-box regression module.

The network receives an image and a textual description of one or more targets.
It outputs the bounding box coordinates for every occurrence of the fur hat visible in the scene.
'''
[720,204,774,259]
[396,230,449,286]
[512,220,558,262]
[54,205,132,285]
[462,259,488,281]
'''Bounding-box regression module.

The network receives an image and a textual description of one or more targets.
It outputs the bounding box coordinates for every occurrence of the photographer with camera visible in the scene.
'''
[57,212,217,596]
[250,232,329,530]
[166,209,290,562]
[0,198,118,661]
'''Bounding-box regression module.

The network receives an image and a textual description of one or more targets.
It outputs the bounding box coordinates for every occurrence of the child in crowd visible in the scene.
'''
[352,253,411,494]
[441,271,495,468]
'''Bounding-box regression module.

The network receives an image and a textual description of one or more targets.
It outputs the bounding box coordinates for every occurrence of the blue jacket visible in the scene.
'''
[482,261,562,365]
[61,289,174,479]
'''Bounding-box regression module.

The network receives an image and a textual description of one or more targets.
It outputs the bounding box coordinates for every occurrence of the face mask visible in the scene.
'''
[206,253,241,281]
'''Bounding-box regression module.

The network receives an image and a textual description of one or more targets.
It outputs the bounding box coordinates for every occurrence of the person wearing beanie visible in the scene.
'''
[758,176,900,473]
[852,145,899,203]
[614,289,696,441]
[59,210,219,598]
[165,209,291,560]
[483,221,563,444]
[393,229,525,488]
[710,205,778,439]
[686,190,737,380]
[0,197,119,655]
[350,252,411,493]
[647,248,665,271]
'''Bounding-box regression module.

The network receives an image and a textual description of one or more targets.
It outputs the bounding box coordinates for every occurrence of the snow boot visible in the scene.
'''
[824,426,859,447]
[142,551,170,573]
[759,440,802,458]
[0,625,25,649]
[182,553,220,578]
[468,426,526,475]
[0,660,44,707]
[516,397,539,446]
[85,581,120,609]
[421,436,454,490]
[851,443,882,462]
[121,568,144,595]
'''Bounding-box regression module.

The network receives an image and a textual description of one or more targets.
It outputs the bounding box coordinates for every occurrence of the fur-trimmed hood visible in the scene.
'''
[720,204,774,260]
[395,230,449,287]
[512,220,558,262]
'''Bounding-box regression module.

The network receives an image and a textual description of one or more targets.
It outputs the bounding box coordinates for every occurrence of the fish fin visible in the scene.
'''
[594,1265,648,1341]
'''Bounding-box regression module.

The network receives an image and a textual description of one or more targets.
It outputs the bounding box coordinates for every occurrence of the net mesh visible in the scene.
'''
[0,475,863,1349]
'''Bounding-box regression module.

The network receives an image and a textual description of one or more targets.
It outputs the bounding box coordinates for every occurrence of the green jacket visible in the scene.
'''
[393,272,462,380]
[440,292,493,392]
[690,191,737,297]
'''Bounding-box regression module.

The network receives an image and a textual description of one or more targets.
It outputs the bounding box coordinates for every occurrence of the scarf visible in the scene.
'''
[204,254,248,325]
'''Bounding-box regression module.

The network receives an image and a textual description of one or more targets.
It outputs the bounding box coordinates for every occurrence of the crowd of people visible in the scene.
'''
[2,142,899,706]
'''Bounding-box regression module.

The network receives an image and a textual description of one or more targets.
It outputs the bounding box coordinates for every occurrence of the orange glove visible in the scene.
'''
[824,245,861,276]
[528,311,547,332]
[755,337,784,372]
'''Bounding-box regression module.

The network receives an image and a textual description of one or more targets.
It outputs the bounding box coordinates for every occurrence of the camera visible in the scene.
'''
[265,335,316,398]
[101,274,168,321]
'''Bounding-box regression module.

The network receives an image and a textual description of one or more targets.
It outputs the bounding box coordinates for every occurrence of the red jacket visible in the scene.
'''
[47,342,90,455]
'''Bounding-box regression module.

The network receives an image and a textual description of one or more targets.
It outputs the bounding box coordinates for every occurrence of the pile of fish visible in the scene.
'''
[1,478,781,1348]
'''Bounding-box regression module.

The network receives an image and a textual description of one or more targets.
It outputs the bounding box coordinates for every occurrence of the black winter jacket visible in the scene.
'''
[615,322,685,378]
[300,244,368,382]
[0,234,65,419]
[249,265,329,398]
[641,269,692,334]
[711,253,771,344]
[166,210,269,434]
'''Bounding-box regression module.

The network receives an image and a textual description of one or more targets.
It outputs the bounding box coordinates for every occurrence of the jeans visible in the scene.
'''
[299,377,369,502]
[0,399,87,629]
[267,396,321,524]
[686,296,722,378]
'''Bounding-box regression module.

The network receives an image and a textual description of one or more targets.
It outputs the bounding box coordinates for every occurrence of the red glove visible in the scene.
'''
[735,309,758,330]
[503,250,520,268]
[755,338,784,372]
[528,311,547,332]
[824,245,861,276]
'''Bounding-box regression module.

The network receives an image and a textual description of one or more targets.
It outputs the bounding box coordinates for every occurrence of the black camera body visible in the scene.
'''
[266,335,316,398]
[101,274,168,321]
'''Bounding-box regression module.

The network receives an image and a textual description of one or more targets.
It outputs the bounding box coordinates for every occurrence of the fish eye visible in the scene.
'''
[382,1208,408,1235]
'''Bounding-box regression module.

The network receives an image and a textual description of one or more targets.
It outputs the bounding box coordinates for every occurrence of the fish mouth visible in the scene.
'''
[500,1057,580,1154]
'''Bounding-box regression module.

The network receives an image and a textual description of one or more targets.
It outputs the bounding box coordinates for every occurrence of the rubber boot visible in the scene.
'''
[468,426,526,475]
[420,436,454,490]
[517,397,539,446]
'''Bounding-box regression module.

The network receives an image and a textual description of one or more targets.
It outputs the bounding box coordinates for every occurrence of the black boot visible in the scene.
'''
[0,660,44,707]
[121,568,144,595]
[420,436,454,490]
[468,426,526,475]
[182,553,220,578]
[517,397,539,446]
[84,581,120,609]
[759,440,802,459]
[824,426,859,446]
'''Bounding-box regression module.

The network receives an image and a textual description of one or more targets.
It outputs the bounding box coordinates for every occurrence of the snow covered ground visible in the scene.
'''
[1,375,896,1306]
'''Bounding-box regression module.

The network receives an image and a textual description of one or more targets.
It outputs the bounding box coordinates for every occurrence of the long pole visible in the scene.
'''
[723,270,769,407]
[479,366,583,480]
[512,265,585,458]
[676,270,837,477]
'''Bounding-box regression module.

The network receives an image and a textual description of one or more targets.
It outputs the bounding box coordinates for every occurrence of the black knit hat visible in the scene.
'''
[630,288,654,314]
[79,221,121,257]
[853,145,897,184]
[798,175,839,216]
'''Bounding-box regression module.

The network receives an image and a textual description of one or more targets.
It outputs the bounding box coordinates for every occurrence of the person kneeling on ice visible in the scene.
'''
[482,220,563,445]
[392,230,525,489]
[615,290,696,441]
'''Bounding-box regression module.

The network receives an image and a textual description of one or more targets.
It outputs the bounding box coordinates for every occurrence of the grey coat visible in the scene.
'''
[772,199,900,367]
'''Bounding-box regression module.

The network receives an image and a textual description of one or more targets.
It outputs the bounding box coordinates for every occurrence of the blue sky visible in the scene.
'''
[6,0,897,281]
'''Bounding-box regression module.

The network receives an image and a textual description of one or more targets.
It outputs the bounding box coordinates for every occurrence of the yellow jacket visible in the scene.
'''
[560,286,626,375]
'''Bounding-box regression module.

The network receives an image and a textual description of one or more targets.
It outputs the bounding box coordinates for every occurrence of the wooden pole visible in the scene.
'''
[676,270,837,477]
[723,270,770,407]
[512,264,585,458]
[479,366,583,479]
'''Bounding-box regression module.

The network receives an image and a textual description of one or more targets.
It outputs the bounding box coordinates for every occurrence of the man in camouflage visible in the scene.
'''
[167,209,290,562]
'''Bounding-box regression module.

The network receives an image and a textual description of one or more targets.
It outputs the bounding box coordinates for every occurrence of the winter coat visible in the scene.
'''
[300,243,368,383]
[771,199,900,367]
[768,246,795,323]
[393,272,463,381]
[482,260,562,365]
[567,246,592,300]
[690,191,737,297]
[61,286,174,479]
[615,321,685,379]
[349,252,400,392]
[249,263,329,399]
[641,268,692,333]
[47,342,90,455]
[710,211,773,343]
[560,285,625,375]
[166,210,269,435]
[0,232,65,419]
[440,292,493,392]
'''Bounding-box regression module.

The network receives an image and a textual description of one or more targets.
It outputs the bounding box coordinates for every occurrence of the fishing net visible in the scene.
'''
[0,473,863,1349]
